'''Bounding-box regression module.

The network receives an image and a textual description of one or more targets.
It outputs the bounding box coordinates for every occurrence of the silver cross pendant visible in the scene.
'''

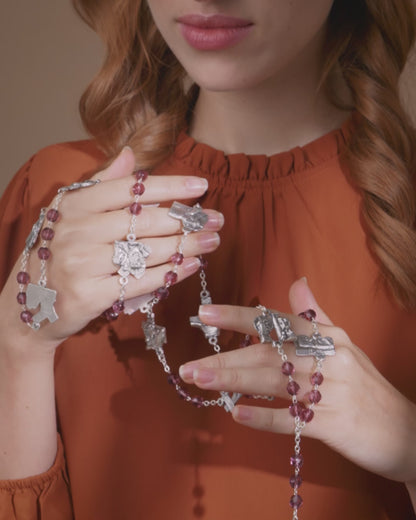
[26,283,59,325]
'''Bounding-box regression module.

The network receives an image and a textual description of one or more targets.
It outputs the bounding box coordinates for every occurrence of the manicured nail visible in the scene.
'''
[199,305,221,320]
[234,406,254,421]
[193,368,215,384]
[185,177,209,193]
[300,276,308,284]
[179,363,197,381]
[182,257,201,273]
[198,233,220,251]
[122,145,133,153]
[205,212,225,230]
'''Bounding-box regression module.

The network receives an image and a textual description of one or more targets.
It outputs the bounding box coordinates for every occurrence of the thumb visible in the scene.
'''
[289,277,333,326]
[91,146,137,182]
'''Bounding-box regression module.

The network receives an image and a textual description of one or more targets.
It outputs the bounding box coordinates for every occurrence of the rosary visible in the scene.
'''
[16,169,335,518]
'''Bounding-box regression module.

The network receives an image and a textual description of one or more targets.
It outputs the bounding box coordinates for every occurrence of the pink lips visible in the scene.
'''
[177,14,253,51]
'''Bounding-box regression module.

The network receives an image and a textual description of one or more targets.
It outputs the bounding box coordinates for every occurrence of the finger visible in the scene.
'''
[86,231,220,276]
[289,278,333,326]
[88,256,202,311]
[67,173,209,215]
[232,405,319,437]
[90,146,136,182]
[73,207,224,244]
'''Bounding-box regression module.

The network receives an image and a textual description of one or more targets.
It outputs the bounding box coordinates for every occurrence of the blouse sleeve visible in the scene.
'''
[0,156,74,519]
[0,435,73,520]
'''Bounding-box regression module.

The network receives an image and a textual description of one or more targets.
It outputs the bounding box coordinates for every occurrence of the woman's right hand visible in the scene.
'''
[0,147,223,356]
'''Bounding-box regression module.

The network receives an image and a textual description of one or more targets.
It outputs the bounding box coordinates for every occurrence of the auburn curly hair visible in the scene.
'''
[72,0,416,309]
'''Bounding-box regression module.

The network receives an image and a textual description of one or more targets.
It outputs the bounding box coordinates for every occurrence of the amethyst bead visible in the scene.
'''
[129,202,142,215]
[170,252,184,265]
[41,227,55,240]
[167,374,180,386]
[20,310,33,324]
[38,247,51,260]
[191,396,204,408]
[298,308,316,321]
[300,408,315,423]
[289,494,303,509]
[134,170,149,182]
[290,454,304,468]
[282,361,295,376]
[289,402,306,418]
[164,271,178,285]
[289,474,303,489]
[177,387,189,400]
[308,389,322,404]
[153,286,169,301]
[310,371,324,386]
[287,380,300,396]
[17,271,30,284]
[17,292,26,305]
[132,182,145,196]
[46,209,59,222]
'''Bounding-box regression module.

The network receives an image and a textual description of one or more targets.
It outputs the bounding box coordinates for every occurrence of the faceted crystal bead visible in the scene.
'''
[20,310,33,324]
[134,170,149,182]
[290,454,304,468]
[310,371,324,385]
[282,361,295,376]
[104,308,118,321]
[164,271,178,285]
[177,387,189,400]
[112,300,125,313]
[129,202,142,215]
[199,256,208,270]
[41,227,55,240]
[17,271,30,284]
[287,380,300,396]
[17,292,26,305]
[132,182,145,196]
[38,247,51,260]
[298,308,316,321]
[289,401,306,418]
[46,209,59,222]
[170,252,184,265]
[289,494,303,509]
[308,389,322,404]
[300,408,315,423]
[167,374,180,385]
[191,396,204,408]
[289,474,303,489]
[153,286,169,300]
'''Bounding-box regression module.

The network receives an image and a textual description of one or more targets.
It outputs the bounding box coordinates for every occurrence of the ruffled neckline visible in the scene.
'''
[174,117,353,181]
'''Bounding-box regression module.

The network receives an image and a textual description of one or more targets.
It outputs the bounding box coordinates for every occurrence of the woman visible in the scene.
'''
[0,0,415,518]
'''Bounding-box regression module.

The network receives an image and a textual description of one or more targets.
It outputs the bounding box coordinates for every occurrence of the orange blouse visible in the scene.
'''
[0,121,415,519]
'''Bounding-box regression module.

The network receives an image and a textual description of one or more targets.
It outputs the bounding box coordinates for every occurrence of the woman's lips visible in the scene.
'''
[177,14,253,51]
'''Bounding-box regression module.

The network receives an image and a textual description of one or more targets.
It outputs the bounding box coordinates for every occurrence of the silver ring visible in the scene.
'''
[113,239,151,280]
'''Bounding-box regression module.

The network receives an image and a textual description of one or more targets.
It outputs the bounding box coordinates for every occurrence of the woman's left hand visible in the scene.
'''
[179,278,416,487]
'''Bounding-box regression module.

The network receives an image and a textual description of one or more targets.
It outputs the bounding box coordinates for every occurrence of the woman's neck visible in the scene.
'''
[189,44,350,156]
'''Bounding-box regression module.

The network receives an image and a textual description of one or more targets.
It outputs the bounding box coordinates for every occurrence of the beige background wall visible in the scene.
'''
[0,3,415,196]
[0,2,103,195]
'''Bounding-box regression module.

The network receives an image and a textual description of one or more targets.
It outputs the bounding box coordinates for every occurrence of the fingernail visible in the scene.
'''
[198,233,220,251]
[179,363,197,381]
[185,177,209,193]
[300,276,308,285]
[199,305,221,320]
[235,406,254,421]
[122,145,133,153]
[194,368,215,384]
[182,257,201,273]
[205,212,225,230]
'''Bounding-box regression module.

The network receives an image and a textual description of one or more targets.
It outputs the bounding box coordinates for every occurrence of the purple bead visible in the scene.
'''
[46,209,59,222]
[38,247,51,260]
[20,310,33,324]
[134,169,149,182]
[170,252,184,265]
[17,292,26,305]
[300,408,315,423]
[132,182,145,196]
[310,371,324,386]
[199,256,208,270]
[298,308,316,321]
[290,454,304,468]
[41,227,55,240]
[167,374,180,385]
[104,308,118,321]
[282,361,295,376]
[287,380,300,396]
[308,389,322,404]
[289,474,303,489]
[191,396,204,408]
[153,286,169,301]
[289,402,305,418]
[17,271,30,284]
[129,202,142,215]
[164,270,178,285]
[177,387,189,400]
[112,300,125,313]
[289,494,303,509]
[239,335,251,348]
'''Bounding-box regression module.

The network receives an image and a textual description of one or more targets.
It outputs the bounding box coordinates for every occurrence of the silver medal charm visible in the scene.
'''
[168,202,209,232]
[294,333,335,358]
[113,240,151,280]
